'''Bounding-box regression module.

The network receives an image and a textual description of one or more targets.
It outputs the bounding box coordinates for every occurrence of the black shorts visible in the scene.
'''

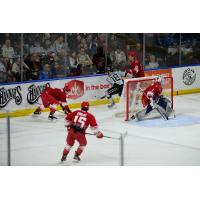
[107,83,124,98]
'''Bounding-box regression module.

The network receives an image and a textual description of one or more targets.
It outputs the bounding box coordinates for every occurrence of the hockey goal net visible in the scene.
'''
[115,76,174,121]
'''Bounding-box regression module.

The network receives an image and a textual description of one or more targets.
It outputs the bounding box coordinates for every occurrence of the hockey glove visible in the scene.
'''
[65,125,71,131]
[96,131,104,139]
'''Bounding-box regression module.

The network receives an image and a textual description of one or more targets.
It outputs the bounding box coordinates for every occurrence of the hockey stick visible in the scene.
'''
[94,94,106,99]
[86,132,120,140]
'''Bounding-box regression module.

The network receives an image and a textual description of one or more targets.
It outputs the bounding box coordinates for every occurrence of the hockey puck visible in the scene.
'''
[131,115,135,120]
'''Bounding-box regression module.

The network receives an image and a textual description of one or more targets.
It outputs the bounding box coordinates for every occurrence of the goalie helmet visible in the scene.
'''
[81,101,89,111]
[155,75,164,84]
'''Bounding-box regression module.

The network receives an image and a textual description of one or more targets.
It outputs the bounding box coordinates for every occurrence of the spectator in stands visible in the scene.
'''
[146,54,159,69]
[53,62,66,78]
[0,60,7,82]
[168,43,178,56]
[78,37,88,51]
[24,53,42,80]
[77,46,93,74]
[43,39,55,55]
[89,35,98,55]
[69,64,82,77]
[6,71,17,83]
[181,41,193,56]
[86,34,93,54]
[54,36,65,53]
[77,34,82,44]
[92,46,112,74]
[11,58,30,82]
[2,39,15,58]
[109,49,116,64]
[109,34,118,50]
[69,51,78,68]
[39,64,52,80]
[11,58,20,81]
[57,48,67,66]
[114,48,127,69]
[98,33,105,47]
[68,51,82,76]
[30,41,44,54]
[42,33,51,44]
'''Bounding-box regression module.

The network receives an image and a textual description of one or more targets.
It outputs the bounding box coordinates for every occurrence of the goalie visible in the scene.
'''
[131,76,174,121]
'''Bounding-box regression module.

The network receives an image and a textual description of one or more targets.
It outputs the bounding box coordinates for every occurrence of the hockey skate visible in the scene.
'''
[61,154,67,162]
[48,113,57,120]
[33,109,41,115]
[73,153,81,162]
[107,99,115,108]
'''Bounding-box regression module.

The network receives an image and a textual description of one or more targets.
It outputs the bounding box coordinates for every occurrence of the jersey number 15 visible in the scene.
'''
[74,115,87,128]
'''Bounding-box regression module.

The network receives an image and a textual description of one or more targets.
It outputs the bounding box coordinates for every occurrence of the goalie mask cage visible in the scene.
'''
[116,76,174,121]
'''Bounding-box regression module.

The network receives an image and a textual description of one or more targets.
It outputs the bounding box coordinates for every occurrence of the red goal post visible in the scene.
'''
[116,76,174,121]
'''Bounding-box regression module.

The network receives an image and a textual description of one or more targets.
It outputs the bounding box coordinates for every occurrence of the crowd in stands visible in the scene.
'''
[0,33,200,83]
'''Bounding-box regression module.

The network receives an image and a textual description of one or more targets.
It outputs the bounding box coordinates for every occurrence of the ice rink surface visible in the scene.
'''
[1,93,200,166]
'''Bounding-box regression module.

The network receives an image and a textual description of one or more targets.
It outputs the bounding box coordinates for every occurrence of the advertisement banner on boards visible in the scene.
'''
[0,75,110,111]
[172,66,200,90]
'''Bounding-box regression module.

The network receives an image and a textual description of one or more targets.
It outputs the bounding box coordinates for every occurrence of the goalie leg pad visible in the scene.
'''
[145,105,153,115]
[133,106,154,121]
[157,96,173,117]
[155,104,169,120]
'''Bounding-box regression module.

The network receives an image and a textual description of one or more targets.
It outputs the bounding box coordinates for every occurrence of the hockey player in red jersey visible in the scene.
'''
[126,51,145,78]
[131,76,173,121]
[33,83,72,119]
[61,101,104,162]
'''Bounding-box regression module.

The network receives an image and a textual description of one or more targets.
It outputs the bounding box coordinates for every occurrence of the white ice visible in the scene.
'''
[1,93,200,166]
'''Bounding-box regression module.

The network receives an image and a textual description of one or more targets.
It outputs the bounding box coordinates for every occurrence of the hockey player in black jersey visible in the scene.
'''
[102,67,129,108]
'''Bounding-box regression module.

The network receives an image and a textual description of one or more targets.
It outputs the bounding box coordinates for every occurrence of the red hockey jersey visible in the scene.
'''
[66,110,98,134]
[43,87,67,102]
[128,60,144,78]
[141,82,163,107]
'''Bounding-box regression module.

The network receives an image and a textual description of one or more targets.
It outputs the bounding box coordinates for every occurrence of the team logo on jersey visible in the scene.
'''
[66,80,84,99]
[182,68,196,86]
[0,86,22,108]
[27,83,50,104]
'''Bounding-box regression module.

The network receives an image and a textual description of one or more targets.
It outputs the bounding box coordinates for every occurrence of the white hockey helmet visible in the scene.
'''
[155,75,164,84]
